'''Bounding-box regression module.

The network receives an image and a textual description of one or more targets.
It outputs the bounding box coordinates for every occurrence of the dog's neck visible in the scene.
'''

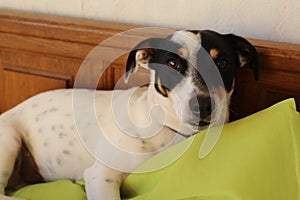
[131,86,188,144]
[116,85,178,138]
[129,87,165,127]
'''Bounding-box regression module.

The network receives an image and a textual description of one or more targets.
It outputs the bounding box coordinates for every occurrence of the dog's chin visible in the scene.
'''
[169,120,213,138]
[178,122,209,136]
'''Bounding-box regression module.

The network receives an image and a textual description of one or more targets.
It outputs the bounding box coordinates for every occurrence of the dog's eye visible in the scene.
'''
[217,59,229,69]
[167,58,179,69]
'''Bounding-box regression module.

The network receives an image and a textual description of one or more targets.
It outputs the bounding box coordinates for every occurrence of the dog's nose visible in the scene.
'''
[189,96,214,119]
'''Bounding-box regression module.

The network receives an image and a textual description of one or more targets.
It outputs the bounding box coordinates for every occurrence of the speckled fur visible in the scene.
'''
[0,30,257,200]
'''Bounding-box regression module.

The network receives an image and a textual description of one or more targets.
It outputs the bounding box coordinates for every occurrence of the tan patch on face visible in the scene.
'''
[231,79,235,92]
[210,49,219,60]
[157,78,168,97]
[178,48,188,59]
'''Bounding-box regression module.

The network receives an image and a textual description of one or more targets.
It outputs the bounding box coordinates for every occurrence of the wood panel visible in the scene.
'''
[0,67,69,112]
[0,49,76,112]
[0,9,299,120]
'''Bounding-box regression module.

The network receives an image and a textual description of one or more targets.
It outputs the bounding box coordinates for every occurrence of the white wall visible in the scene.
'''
[0,0,299,44]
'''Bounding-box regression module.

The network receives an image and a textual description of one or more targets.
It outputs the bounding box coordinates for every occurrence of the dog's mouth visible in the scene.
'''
[199,121,210,127]
[189,120,211,130]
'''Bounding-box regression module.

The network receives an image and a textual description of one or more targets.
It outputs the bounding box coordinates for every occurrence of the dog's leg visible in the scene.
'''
[0,127,25,200]
[84,161,125,200]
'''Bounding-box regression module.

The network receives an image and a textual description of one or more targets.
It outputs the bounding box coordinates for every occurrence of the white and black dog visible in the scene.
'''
[0,30,258,200]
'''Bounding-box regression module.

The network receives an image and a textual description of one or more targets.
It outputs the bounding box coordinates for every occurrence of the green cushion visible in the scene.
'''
[8,99,300,200]
[7,179,86,200]
[121,98,300,199]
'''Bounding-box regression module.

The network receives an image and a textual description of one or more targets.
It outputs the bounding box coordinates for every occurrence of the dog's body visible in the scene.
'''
[0,87,183,199]
[0,30,258,200]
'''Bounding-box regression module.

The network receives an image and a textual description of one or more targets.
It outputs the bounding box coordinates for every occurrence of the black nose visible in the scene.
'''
[189,96,214,119]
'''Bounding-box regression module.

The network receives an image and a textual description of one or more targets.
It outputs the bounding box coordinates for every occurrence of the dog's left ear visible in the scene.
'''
[125,38,163,83]
[226,34,259,80]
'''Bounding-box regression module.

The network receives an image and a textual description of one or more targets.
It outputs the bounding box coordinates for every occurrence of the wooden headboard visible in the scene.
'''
[0,9,299,121]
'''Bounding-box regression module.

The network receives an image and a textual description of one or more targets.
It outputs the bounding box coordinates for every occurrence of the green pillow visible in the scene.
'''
[7,179,86,200]
[8,98,300,200]
[121,98,300,200]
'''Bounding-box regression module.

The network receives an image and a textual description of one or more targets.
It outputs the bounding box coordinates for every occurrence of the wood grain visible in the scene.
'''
[0,9,299,120]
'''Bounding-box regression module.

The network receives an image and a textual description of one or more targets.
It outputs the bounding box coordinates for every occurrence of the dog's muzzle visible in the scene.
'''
[189,95,214,127]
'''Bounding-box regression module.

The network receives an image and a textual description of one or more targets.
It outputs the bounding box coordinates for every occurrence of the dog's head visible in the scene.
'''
[126,30,258,135]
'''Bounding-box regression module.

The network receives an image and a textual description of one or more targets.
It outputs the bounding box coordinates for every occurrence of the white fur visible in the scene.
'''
[0,87,186,200]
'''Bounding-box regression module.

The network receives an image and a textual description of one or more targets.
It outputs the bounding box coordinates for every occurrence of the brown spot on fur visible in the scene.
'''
[49,107,58,112]
[68,140,74,146]
[105,178,114,183]
[59,132,67,139]
[62,150,71,155]
[56,157,63,166]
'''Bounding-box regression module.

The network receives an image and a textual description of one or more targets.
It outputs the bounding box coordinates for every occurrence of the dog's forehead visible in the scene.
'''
[170,31,202,55]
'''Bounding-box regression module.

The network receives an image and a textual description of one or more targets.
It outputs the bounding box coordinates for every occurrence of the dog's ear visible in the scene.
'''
[125,38,162,83]
[226,34,259,80]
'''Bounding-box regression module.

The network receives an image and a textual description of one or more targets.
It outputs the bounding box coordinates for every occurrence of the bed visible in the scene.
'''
[0,9,299,200]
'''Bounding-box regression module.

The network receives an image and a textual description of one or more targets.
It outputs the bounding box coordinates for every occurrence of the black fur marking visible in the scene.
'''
[150,49,189,96]
[200,31,240,91]
[126,30,258,96]
[126,37,189,97]
[200,30,259,91]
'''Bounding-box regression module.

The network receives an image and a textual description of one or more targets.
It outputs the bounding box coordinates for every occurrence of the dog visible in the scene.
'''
[0,30,258,200]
